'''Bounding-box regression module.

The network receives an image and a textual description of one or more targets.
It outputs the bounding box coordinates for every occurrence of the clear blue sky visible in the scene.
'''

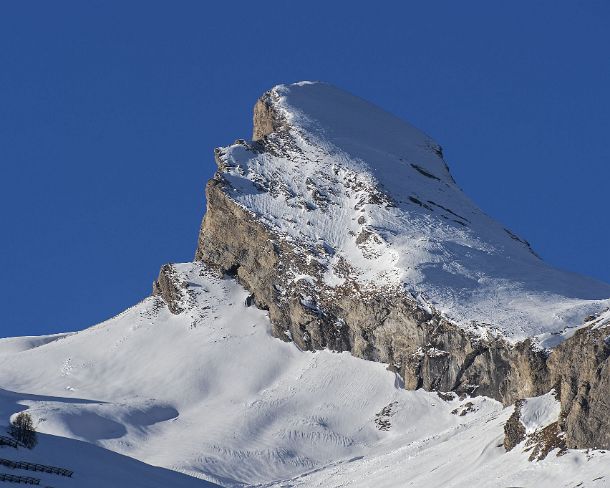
[1,1,609,337]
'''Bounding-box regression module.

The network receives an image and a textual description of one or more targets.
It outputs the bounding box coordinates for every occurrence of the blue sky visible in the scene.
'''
[1,1,609,337]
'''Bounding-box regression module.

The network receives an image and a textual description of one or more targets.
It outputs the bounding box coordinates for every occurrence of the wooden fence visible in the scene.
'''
[0,472,40,484]
[0,436,18,449]
[0,459,72,477]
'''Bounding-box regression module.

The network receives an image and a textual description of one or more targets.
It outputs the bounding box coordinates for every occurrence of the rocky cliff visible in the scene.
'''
[171,82,610,449]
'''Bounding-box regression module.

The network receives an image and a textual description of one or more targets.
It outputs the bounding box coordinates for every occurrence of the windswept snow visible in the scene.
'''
[0,333,73,355]
[1,263,608,487]
[217,81,610,345]
[520,390,561,434]
[0,389,218,488]
[264,403,609,488]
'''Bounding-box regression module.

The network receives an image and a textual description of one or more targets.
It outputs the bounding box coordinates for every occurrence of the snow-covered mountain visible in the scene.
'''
[195,81,610,448]
[1,82,609,487]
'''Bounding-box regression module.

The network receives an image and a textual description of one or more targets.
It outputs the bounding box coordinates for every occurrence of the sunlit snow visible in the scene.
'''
[218,82,610,345]
[1,264,608,487]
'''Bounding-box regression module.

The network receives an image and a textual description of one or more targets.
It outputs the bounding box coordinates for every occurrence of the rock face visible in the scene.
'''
[195,176,550,405]
[252,94,285,141]
[503,399,526,451]
[186,82,610,449]
[153,264,184,314]
[503,390,567,459]
[549,323,610,449]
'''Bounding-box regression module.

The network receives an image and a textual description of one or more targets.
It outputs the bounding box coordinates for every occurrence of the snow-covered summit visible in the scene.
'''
[259,81,454,185]
[215,81,610,345]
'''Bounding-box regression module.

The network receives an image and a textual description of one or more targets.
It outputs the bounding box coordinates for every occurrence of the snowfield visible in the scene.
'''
[217,82,610,346]
[0,390,218,487]
[519,390,561,434]
[1,263,608,487]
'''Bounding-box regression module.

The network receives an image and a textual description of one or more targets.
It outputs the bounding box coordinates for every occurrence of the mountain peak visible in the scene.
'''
[252,81,453,184]
[204,82,610,346]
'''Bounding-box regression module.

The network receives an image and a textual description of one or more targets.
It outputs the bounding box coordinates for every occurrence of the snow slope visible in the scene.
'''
[265,398,609,488]
[0,333,73,355]
[217,81,610,345]
[0,389,218,487]
[519,390,561,434]
[1,263,608,487]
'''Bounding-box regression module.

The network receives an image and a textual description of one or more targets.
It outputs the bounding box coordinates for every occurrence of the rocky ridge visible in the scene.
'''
[155,82,610,449]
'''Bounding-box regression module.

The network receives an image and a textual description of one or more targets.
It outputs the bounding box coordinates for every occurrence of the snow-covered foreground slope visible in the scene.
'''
[1,263,608,487]
[266,399,609,488]
[216,81,610,345]
[0,389,218,487]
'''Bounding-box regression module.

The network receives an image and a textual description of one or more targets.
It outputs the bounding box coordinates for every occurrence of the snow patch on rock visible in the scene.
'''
[520,390,561,434]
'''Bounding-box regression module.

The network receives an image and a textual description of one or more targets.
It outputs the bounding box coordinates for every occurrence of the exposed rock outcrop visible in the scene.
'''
[504,399,527,451]
[194,156,556,408]
[152,263,185,314]
[503,392,568,460]
[524,421,566,461]
[252,91,285,141]
[549,325,610,449]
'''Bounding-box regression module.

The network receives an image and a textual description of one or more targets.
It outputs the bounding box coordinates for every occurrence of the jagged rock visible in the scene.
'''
[504,400,526,451]
[549,326,610,449]
[252,92,285,141]
[503,391,568,459]
[152,263,184,314]
[524,421,566,461]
